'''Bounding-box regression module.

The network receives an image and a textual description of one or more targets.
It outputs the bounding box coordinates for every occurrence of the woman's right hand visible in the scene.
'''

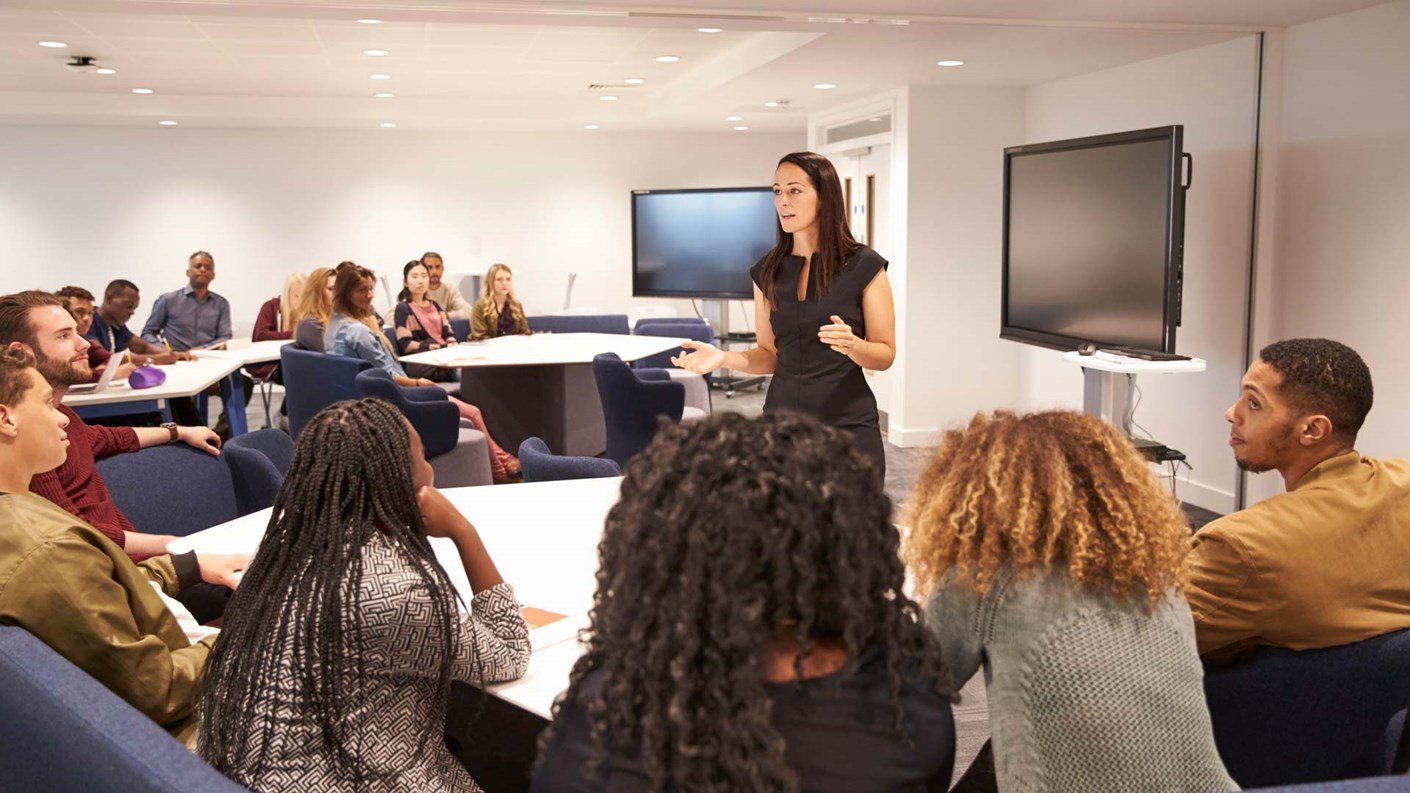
[671,340,728,375]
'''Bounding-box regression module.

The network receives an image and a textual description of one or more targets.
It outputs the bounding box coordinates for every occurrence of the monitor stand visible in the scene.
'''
[703,299,766,398]
[1062,350,1207,435]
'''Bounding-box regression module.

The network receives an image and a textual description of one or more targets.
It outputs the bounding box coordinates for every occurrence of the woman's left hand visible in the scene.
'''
[818,315,859,356]
[447,339,458,347]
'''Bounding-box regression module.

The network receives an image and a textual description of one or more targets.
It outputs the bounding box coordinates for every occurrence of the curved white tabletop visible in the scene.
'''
[169,476,622,719]
[194,340,292,367]
[399,332,689,369]
[63,357,244,408]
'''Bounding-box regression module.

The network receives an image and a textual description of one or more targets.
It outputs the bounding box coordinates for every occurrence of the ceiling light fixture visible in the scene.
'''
[599,95,618,101]
[159,120,178,126]
[726,115,742,121]
[813,82,837,89]
[38,41,68,48]
[132,88,154,94]
[363,49,389,56]
[937,59,965,67]
[380,122,397,128]
[357,19,382,24]
[96,68,116,75]
[763,101,779,108]
[655,55,680,63]
[623,77,645,85]
[374,92,394,98]
[698,27,722,33]
[584,124,600,130]
[370,73,391,80]
[733,126,749,131]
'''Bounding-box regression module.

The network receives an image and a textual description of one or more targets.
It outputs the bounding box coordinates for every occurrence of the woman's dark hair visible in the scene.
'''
[197,399,476,783]
[543,411,952,792]
[756,151,863,306]
[396,259,428,303]
[331,264,393,351]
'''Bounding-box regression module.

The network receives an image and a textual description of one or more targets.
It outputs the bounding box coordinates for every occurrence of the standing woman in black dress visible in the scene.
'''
[673,151,896,476]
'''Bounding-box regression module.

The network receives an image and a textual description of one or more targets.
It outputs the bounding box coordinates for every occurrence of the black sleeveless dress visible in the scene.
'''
[750,247,888,477]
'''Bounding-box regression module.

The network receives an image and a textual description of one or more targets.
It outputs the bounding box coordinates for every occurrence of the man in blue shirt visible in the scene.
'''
[141,252,251,436]
[87,279,187,365]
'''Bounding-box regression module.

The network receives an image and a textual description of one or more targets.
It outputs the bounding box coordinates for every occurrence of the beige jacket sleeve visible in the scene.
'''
[1184,527,1266,665]
[440,283,474,321]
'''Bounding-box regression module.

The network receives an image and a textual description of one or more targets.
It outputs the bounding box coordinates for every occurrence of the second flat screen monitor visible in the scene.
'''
[1006,137,1173,351]
[632,188,777,299]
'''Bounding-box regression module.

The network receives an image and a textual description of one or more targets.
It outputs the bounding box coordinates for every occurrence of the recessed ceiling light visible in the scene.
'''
[38,41,68,48]
[363,49,389,56]
[584,124,600,130]
[374,92,395,98]
[937,59,966,67]
[623,77,645,85]
[698,27,723,33]
[380,122,397,128]
[763,101,779,108]
[814,83,837,90]
[726,115,743,121]
[357,19,382,24]
[733,126,749,131]
[159,120,178,126]
[599,95,618,101]
[655,55,680,63]
[96,68,116,75]
[132,88,154,94]
[370,73,391,80]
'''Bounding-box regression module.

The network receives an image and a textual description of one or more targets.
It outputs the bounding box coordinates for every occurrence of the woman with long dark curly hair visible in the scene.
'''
[197,398,530,791]
[905,410,1234,793]
[533,411,955,793]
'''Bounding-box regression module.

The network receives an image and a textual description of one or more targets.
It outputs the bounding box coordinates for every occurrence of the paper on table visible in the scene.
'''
[523,606,581,652]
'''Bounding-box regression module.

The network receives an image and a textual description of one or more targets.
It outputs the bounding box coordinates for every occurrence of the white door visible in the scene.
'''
[828,146,894,421]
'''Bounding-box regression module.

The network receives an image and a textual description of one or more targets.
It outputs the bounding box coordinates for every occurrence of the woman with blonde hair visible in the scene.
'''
[469,263,529,341]
[906,410,1234,793]
[249,272,306,381]
[292,266,336,352]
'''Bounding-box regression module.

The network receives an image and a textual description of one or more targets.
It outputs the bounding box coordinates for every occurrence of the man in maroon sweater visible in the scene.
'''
[0,291,222,560]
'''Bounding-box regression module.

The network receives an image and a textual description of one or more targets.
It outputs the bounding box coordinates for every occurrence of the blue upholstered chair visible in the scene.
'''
[96,445,238,537]
[450,318,471,341]
[633,316,708,330]
[526,314,630,335]
[633,320,715,414]
[0,626,246,792]
[592,353,705,467]
[1254,778,1410,792]
[223,429,294,515]
[279,347,373,440]
[1204,627,1410,788]
[355,369,492,487]
[518,437,620,483]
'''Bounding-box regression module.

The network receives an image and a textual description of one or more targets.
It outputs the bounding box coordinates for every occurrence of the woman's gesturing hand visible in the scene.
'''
[671,340,728,375]
[819,315,859,356]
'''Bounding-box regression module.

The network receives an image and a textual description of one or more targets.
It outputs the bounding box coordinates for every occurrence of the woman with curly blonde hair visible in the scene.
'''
[905,410,1234,793]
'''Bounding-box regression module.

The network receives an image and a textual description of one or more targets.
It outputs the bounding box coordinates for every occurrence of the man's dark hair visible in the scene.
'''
[0,347,39,408]
[419,251,443,264]
[189,250,214,264]
[54,285,95,308]
[103,279,139,300]
[0,291,65,349]
[1259,338,1374,438]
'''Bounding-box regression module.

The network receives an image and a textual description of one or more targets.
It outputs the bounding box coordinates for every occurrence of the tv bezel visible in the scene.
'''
[630,186,776,300]
[999,125,1186,355]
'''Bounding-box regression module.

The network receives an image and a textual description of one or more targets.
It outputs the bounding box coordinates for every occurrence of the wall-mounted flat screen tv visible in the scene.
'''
[632,187,776,300]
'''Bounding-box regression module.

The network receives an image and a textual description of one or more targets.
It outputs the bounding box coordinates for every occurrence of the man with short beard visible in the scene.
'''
[1185,338,1410,665]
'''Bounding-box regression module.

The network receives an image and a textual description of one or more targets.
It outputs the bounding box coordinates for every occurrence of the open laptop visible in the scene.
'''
[68,352,128,395]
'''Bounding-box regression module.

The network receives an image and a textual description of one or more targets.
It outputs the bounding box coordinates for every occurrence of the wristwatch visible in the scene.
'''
[161,422,178,443]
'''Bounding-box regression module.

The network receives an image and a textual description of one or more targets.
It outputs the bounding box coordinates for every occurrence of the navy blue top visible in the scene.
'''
[533,650,954,792]
[85,311,135,353]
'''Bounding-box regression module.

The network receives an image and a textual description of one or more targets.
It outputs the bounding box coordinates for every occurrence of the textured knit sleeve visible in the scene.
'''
[923,584,985,686]
[27,471,124,547]
[442,284,474,321]
[393,302,422,355]
[87,422,140,460]
[1184,524,1265,665]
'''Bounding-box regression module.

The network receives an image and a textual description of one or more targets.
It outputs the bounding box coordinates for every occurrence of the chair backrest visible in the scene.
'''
[96,445,238,537]
[1204,627,1410,788]
[591,353,685,467]
[280,347,372,440]
[222,429,293,516]
[633,321,716,371]
[354,368,459,459]
[526,314,630,335]
[449,317,471,341]
[0,626,246,792]
[518,437,621,483]
[633,316,706,329]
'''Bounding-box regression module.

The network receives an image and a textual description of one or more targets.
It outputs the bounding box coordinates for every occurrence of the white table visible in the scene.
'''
[400,333,690,457]
[195,339,291,366]
[65,356,252,436]
[169,476,621,720]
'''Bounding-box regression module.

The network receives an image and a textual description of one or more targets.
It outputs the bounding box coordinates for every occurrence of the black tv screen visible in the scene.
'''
[632,187,777,299]
[1001,125,1187,354]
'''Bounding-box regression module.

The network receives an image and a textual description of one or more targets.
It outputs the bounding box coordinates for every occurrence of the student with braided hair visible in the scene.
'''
[533,411,956,793]
[325,264,521,483]
[197,398,530,792]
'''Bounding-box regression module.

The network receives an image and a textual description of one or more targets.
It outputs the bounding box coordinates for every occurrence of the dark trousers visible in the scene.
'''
[950,740,998,793]
[168,375,254,429]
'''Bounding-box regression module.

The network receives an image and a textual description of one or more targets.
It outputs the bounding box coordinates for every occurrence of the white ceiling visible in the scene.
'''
[0,0,1386,131]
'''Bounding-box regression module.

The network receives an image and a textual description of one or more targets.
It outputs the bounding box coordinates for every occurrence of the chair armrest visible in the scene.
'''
[634,377,686,422]
[398,395,460,458]
[635,368,672,383]
[402,385,449,402]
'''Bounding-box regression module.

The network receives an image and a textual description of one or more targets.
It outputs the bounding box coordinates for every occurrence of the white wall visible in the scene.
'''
[0,128,802,330]
[1016,36,1262,513]
[1272,0,1410,467]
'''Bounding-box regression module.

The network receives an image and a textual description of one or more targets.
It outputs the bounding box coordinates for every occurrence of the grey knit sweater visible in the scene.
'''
[925,565,1237,792]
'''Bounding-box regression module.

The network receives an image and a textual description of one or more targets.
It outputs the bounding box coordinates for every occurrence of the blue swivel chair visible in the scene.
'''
[633,320,715,414]
[223,428,294,515]
[593,353,699,467]
[355,368,493,487]
[0,626,247,792]
[1204,627,1410,788]
[526,314,630,335]
[518,437,620,483]
[96,445,238,537]
[450,318,471,341]
[279,347,373,440]
[633,316,708,330]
